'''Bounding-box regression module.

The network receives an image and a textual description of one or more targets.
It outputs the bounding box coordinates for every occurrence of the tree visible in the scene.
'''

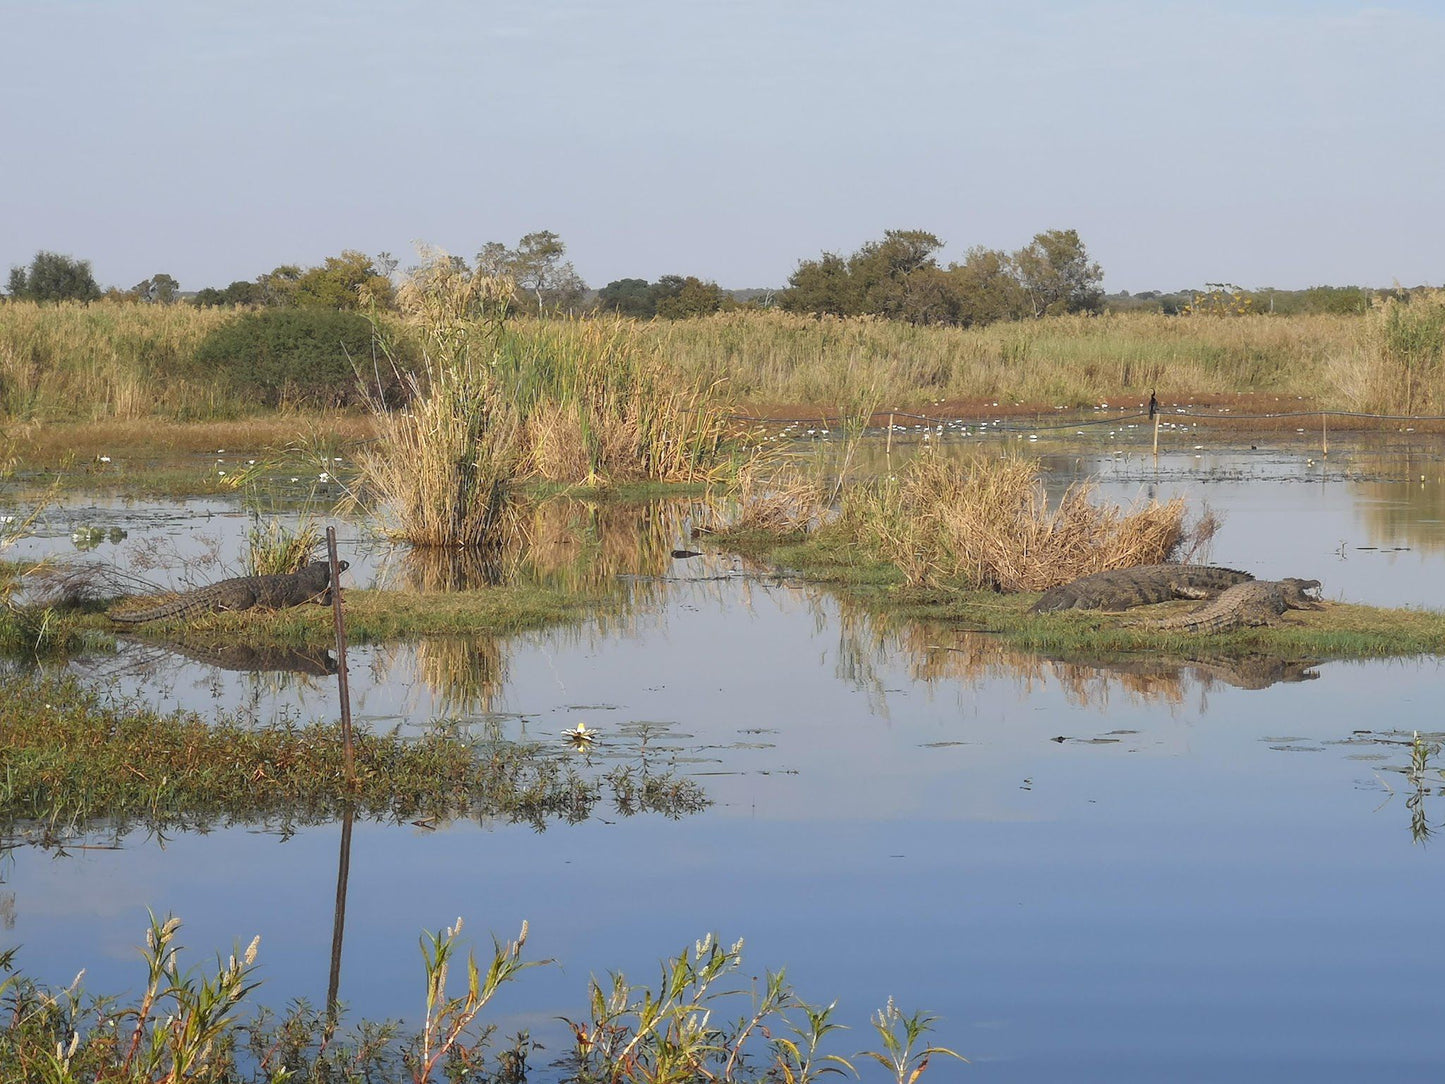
[947,247,1030,326]
[473,230,586,314]
[782,230,949,322]
[780,251,858,316]
[291,250,396,310]
[597,278,657,318]
[130,272,180,304]
[653,275,729,319]
[1011,229,1104,317]
[7,251,102,302]
[193,280,264,307]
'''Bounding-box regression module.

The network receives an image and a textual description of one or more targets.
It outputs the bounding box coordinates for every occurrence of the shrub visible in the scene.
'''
[193,309,409,408]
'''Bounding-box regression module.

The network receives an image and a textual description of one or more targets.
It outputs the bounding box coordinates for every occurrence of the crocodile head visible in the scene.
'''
[1278,577,1323,610]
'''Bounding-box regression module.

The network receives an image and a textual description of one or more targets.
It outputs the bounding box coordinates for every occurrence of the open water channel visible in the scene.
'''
[4,422,1445,1081]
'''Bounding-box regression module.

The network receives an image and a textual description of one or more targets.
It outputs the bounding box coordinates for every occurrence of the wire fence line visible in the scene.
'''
[732,405,1445,435]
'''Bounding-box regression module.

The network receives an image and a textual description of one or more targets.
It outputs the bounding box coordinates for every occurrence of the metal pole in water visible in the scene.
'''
[1149,390,1160,458]
[326,526,355,780]
[1322,412,1329,457]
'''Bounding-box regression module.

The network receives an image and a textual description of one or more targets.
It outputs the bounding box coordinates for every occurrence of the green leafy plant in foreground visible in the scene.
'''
[0,919,961,1083]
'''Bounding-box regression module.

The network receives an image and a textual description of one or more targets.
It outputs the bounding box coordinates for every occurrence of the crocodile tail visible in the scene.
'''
[108,594,214,624]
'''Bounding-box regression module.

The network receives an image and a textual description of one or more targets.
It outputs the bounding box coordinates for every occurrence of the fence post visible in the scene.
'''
[1149,390,1160,457]
[325,527,355,781]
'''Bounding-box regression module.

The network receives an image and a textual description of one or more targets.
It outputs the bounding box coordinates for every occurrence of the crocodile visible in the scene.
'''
[1029,564,1255,613]
[108,560,348,624]
[1150,577,1323,634]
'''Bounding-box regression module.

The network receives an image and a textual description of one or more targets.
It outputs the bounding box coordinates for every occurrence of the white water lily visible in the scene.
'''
[565,721,597,748]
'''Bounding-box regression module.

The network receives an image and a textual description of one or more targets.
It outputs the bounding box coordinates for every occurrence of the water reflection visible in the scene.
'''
[387,496,705,594]
[828,594,1325,708]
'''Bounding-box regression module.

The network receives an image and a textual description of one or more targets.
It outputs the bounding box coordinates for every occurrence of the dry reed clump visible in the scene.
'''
[354,256,523,548]
[709,456,830,534]
[838,452,1191,591]
[355,252,741,548]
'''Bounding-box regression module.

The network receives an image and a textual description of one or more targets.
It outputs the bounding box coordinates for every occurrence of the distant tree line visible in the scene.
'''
[776,228,1105,326]
[3,233,1427,327]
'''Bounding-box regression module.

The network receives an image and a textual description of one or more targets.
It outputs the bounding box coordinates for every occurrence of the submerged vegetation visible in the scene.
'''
[0,670,706,843]
[0,916,960,1083]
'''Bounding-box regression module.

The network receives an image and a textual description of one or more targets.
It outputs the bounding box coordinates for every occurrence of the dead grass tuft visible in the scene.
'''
[838,452,1190,590]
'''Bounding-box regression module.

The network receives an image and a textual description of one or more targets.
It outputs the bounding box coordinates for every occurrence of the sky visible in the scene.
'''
[2,0,1441,295]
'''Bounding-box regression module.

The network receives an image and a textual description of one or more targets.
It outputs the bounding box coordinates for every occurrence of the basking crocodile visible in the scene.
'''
[109,560,348,624]
[1150,577,1323,634]
[1030,564,1254,613]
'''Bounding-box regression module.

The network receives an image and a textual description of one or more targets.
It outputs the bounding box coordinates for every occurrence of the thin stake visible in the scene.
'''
[326,804,354,1026]
[886,412,895,455]
[1149,390,1160,457]
[1322,412,1329,457]
[326,527,355,780]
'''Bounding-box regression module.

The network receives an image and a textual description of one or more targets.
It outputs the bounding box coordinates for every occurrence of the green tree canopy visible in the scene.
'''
[193,280,265,307]
[653,275,730,319]
[130,273,180,304]
[1011,228,1104,317]
[6,251,102,302]
[474,230,586,314]
[597,278,657,318]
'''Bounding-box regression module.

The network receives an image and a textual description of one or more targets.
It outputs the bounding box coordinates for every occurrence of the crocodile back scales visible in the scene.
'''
[1030,564,1254,613]
[109,560,347,624]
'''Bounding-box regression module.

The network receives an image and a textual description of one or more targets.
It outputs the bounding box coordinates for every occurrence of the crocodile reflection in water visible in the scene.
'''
[917,634,1321,705]
[120,638,340,677]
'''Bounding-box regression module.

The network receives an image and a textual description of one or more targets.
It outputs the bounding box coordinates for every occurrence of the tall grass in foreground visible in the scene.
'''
[0,918,959,1083]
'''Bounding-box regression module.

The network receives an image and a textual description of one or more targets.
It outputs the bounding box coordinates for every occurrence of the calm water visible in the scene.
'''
[5,430,1445,1081]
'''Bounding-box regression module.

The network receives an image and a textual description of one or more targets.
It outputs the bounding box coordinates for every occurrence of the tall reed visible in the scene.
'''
[1330,289,1445,414]
[355,258,523,547]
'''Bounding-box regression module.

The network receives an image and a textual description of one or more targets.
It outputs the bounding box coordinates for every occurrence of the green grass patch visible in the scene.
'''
[48,583,612,652]
[0,670,705,843]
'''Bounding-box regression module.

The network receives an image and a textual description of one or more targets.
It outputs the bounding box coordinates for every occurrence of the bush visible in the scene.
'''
[193,309,410,407]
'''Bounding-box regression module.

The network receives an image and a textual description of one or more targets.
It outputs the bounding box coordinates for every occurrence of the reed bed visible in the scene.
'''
[641,308,1361,407]
[496,318,738,484]
[0,300,233,419]
[0,300,1393,427]
[1329,289,1445,414]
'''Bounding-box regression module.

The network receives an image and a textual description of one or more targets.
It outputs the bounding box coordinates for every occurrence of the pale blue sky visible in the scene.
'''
[2,0,1440,293]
